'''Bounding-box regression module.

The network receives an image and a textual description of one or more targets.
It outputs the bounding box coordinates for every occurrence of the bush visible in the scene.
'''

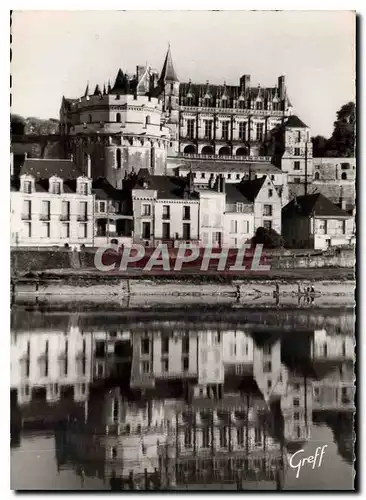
[252,227,284,249]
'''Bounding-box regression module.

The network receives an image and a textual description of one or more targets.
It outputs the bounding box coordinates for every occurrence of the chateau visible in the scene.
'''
[58,47,313,189]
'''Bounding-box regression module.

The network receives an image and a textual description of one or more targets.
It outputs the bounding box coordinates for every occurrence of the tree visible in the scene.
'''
[327,101,355,157]
[10,114,25,135]
[311,101,355,158]
[311,135,328,157]
[252,227,283,249]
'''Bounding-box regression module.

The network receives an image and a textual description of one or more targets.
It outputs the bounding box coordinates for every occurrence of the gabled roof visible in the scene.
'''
[133,172,198,200]
[20,159,83,180]
[284,115,308,128]
[236,176,267,202]
[225,183,252,204]
[159,46,178,83]
[282,193,352,218]
[92,177,124,201]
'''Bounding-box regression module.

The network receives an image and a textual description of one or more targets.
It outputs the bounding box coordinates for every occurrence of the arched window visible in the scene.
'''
[116,113,121,123]
[341,172,347,180]
[314,172,320,180]
[116,149,121,169]
[88,114,92,123]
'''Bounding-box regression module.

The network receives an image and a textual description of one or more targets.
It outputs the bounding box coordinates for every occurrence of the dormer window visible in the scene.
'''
[239,100,245,109]
[23,180,32,194]
[52,181,61,194]
[272,101,280,111]
[256,101,263,110]
[221,97,228,108]
[186,96,193,106]
[204,98,211,107]
[80,182,88,195]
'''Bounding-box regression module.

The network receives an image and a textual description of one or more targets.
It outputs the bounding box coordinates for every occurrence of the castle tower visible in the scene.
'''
[158,45,180,157]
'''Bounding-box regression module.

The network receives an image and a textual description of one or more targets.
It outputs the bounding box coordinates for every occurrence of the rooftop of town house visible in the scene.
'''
[229,176,268,202]
[225,183,253,205]
[92,177,125,201]
[282,193,352,218]
[284,115,309,128]
[132,169,199,200]
[176,161,281,174]
[20,158,83,180]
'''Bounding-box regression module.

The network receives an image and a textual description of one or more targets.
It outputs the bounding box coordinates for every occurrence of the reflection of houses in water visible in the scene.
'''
[92,330,132,382]
[312,361,354,412]
[11,324,93,405]
[130,330,199,390]
[311,329,354,361]
[55,387,175,486]
[159,398,285,489]
[280,375,313,445]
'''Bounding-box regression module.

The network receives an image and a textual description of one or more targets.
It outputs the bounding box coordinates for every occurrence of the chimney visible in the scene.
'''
[278,75,285,100]
[240,75,251,92]
[208,173,215,189]
[188,171,194,193]
[86,154,91,178]
[214,175,220,193]
[220,174,226,194]
[10,151,14,177]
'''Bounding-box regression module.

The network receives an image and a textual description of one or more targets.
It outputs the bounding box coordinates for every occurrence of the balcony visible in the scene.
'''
[180,153,272,162]
[77,215,88,222]
[21,213,31,220]
[59,214,70,221]
[39,214,50,221]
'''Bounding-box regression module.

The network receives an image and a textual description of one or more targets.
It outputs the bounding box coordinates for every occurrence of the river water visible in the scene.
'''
[10,301,355,491]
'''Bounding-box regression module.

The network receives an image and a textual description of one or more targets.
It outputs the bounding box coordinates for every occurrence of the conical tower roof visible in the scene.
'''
[111,69,129,94]
[159,45,178,83]
[93,84,101,96]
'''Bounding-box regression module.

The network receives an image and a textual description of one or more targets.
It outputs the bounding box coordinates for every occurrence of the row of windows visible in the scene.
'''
[182,97,282,111]
[21,200,88,220]
[85,113,151,125]
[22,180,89,195]
[192,172,276,181]
[183,427,264,449]
[314,172,349,180]
[142,204,191,220]
[22,222,88,239]
[186,120,264,141]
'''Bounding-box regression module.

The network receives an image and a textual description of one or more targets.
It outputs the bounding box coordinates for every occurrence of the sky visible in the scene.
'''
[11,10,355,137]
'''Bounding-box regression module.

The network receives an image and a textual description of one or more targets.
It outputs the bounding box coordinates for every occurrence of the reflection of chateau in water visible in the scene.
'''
[10,309,354,488]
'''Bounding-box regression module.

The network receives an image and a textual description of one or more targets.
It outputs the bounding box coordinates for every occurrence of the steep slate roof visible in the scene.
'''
[283,193,351,218]
[110,69,138,95]
[150,175,199,200]
[225,183,252,204]
[235,176,267,202]
[20,159,83,180]
[92,177,124,201]
[134,171,198,200]
[284,115,308,128]
[158,46,178,83]
[179,82,282,101]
